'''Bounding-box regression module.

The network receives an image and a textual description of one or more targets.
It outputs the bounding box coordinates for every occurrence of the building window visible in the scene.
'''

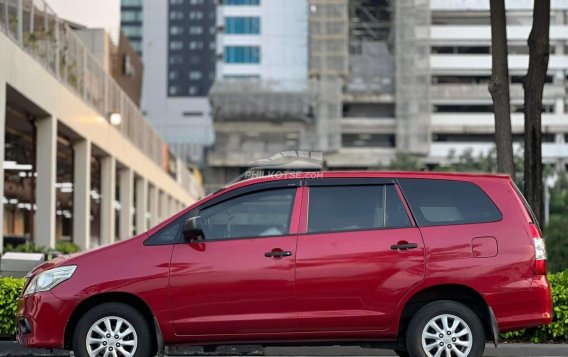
[122,26,142,37]
[225,17,260,34]
[169,11,184,20]
[169,26,183,35]
[223,0,260,5]
[169,41,183,50]
[224,46,260,63]
[170,0,183,4]
[169,71,179,80]
[190,0,204,4]
[341,134,396,148]
[169,55,184,64]
[122,0,142,5]
[189,71,202,80]
[169,86,179,95]
[189,11,203,20]
[190,55,201,64]
[189,41,204,50]
[189,86,198,95]
[121,10,142,22]
[189,26,204,35]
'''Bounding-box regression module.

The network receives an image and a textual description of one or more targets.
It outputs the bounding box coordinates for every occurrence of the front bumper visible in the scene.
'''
[16,291,76,349]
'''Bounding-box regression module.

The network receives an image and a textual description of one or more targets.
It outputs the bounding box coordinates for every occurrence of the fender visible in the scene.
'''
[392,280,492,335]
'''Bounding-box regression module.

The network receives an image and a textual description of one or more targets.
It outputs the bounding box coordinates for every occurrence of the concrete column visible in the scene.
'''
[119,168,134,240]
[35,116,57,249]
[135,177,148,234]
[73,139,91,250]
[0,83,5,253]
[148,184,159,227]
[160,191,168,221]
[555,97,564,114]
[170,196,177,216]
[100,156,116,245]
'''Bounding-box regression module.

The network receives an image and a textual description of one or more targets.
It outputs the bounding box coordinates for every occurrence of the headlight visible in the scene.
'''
[24,265,77,296]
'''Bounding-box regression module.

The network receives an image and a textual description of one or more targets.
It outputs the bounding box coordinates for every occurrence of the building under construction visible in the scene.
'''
[207,0,568,190]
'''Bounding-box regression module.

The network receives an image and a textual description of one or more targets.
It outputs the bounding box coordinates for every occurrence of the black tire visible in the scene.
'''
[73,302,152,357]
[405,300,485,357]
[395,349,410,357]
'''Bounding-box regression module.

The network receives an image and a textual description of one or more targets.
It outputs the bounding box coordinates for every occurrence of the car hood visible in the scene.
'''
[28,234,148,277]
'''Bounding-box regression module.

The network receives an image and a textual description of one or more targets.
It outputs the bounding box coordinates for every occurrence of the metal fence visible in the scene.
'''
[0,0,204,199]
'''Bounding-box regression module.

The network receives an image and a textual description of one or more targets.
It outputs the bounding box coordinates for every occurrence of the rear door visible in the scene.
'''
[296,178,425,332]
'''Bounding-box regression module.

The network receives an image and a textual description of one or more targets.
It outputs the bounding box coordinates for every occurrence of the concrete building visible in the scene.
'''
[120,0,215,164]
[426,0,568,168]
[206,0,568,189]
[207,0,341,188]
[0,0,204,252]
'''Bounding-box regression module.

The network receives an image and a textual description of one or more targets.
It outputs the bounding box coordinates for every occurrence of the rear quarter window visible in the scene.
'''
[398,179,502,227]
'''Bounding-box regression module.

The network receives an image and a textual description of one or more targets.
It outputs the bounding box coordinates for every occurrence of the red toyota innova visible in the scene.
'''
[17,172,552,357]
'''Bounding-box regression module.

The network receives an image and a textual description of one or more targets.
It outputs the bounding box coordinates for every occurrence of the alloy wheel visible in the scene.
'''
[421,313,473,357]
[85,316,138,357]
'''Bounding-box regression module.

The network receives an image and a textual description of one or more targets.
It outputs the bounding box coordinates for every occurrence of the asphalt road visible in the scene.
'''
[1,342,568,357]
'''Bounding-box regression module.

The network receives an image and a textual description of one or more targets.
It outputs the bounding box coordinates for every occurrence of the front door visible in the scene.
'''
[170,186,300,336]
[296,180,425,332]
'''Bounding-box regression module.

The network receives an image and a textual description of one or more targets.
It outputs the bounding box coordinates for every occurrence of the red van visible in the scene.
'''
[17,172,552,357]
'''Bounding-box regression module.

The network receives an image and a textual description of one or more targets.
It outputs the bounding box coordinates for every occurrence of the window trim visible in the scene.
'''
[202,179,300,210]
[305,178,394,186]
[300,183,414,235]
[396,178,503,228]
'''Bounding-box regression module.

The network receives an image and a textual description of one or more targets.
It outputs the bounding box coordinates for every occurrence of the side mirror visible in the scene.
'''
[182,216,204,241]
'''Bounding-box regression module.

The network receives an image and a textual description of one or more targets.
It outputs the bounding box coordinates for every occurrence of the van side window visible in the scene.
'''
[200,188,296,240]
[398,179,502,226]
[144,208,199,245]
[307,185,411,234]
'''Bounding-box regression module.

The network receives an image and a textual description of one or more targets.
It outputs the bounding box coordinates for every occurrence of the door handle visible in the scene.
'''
[391,243,418,251]
[264,250,293,258]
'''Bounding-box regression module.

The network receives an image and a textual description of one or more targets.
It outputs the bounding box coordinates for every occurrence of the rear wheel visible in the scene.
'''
[73,302,152,357]
[405,301,485,357]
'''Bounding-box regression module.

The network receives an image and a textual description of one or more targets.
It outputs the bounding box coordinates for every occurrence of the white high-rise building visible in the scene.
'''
[215,0,308,86]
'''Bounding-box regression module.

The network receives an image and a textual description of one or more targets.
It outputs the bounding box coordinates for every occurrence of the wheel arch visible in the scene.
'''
[64,292,159,354]
[396,283,496,345]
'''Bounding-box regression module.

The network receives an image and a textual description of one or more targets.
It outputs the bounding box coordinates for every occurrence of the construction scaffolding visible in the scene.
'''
[309,0,349,77]
[347,0,394,96]
[307,0,349,152]
[209,79,313,122]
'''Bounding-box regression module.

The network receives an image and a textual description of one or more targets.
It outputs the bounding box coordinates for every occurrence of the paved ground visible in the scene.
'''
[1,342,568,357]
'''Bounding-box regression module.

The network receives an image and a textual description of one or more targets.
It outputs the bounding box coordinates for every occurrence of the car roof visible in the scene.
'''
[219,170,511,193]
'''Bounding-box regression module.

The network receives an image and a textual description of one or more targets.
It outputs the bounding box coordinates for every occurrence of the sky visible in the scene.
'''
[45,0,120,34]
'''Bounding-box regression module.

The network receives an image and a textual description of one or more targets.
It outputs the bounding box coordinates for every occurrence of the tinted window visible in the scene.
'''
[398,179,502,226]
[200,188,295,240]
[144,208,198,245]
[307,185,411,233]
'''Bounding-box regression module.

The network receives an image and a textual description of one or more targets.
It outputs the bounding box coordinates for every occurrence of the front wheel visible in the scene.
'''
[405,300,485,357]
[73,302,152,357]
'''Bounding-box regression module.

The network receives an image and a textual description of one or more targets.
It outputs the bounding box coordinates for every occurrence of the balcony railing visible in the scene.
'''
[0,0,164,164]
[0,0,203,198]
